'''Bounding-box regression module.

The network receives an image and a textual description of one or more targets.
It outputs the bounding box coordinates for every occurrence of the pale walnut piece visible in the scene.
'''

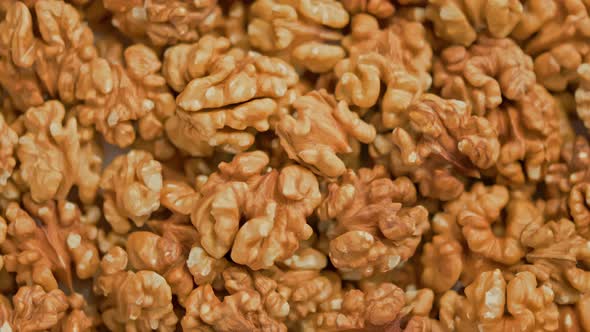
[511,218,590,305]
[103,0,224,46]
[516,0,590,92]
[455,183,545,265]
[300,282,406,331]
[420,234,463,293]
[439,269,559,332]
[543,136,590,226]
[426,0,523,46]
[276,89,376,178]
[335,14,432,128]
[0,285,70,331]
[488,84,561,185]
[433,36,535,116]
[0,0,93,111]
[248,0,348,73]
[0,114,17,186]
[163,35,298,156]
[100,150,162,234]
[94,246,178,332]
[126,230,194,306]
[317,165,429,279]
[2,195,100,292]
[182,266,288,332]
[73,43,176,148]
[16,100,103,204]
[191,151,321,270]
[388,94,499,201]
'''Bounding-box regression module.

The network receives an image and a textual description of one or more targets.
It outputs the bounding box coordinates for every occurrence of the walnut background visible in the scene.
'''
[1,0,590,331]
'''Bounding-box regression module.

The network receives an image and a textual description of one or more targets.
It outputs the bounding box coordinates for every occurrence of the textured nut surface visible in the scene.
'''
[100,150,162,234]
[277,89,376,177]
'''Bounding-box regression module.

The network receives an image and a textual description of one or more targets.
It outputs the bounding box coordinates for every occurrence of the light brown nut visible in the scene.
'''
[0,0,92,111]
[455,183,544,265]
[126,229,194,305]
[2,195,100,292]
[277,89,376,178]
[513,218,590,304]
[302,282,406,330]
[248,0,348,73]
[17,100,103,204]
[439,269,558,332]
[341,0,395,19]
[489,84,561,185]
[420,235,463,293]
[94,246,179,332]
[74,44,176,148]
[317,166,429,278]
[1,285,70,331]
[100,150,162,234]
[160,180,200,215]
[335,14,432,128]
[388,94,499,201]
[426,0,523,46]
[103,0,224,46]
[0,114,18,186]
[543,136,590,221]
[163,36,299,156]
[191,151,321,270]
[433,36,535,116]
[517,0,590,91]
[182,266,287,331]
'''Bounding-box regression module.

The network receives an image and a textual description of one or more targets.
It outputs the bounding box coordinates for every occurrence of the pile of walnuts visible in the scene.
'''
[1,0,590,331]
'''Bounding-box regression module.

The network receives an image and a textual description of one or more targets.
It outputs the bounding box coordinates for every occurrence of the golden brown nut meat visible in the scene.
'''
[94,246,178,332]
[16,101,103,204]
[103,0,224,46]
[420,234,463,293]
[317,165,429,279]
[426,0,523,46]
[341,0,395,18]
[100,150,162,234]
[163,35,299,156]
[517,0,590,91]
[335,14,432,128]
[248,0,349,73]
[2,195,100,292]
[439,269,559,332]
[191,151,321,270]
[488,84,561,185]
[0,114,17,187]
[277,89,376,178]
[387,94,500,201]
[511,218,590,305]
[433,36,535,116]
